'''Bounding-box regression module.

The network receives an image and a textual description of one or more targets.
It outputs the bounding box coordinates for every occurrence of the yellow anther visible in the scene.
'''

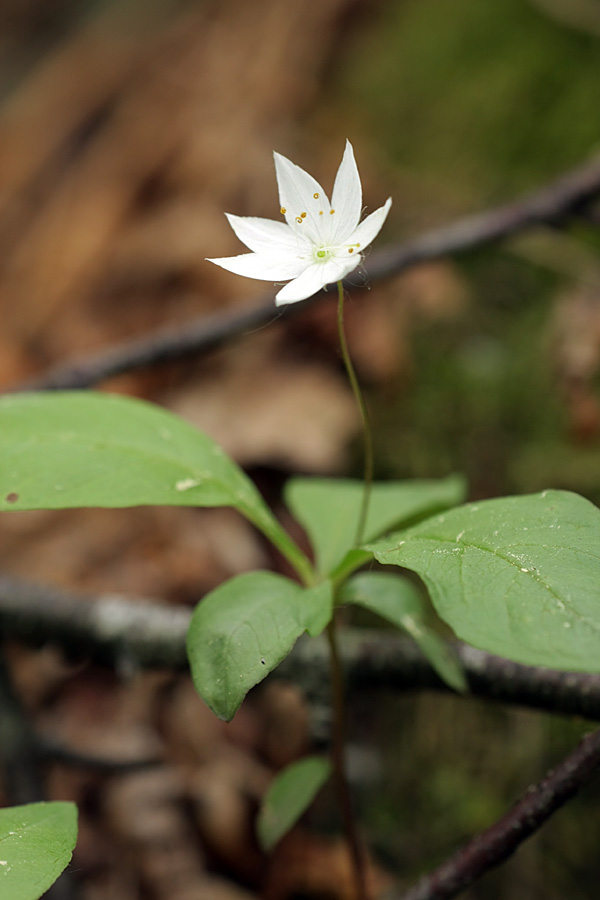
[280,207,287,215]
[330,209,335,214]
[301,212,307,218]
[348,248,354,253]
[296,216,303,224]
[313,193,319,199]
[319,210,324,215]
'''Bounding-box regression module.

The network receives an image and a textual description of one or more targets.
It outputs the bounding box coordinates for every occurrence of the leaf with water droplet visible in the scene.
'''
[0,802,77,900]
[369,490,600,671]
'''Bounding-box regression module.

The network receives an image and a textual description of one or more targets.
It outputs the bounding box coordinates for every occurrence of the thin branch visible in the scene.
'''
[0,575,190,670]
[367,151,600,281]
[20,301,295,391]
[16,153,600,392]
[37,735,162,773]
[392,727,600,900]
[2,575,600,721]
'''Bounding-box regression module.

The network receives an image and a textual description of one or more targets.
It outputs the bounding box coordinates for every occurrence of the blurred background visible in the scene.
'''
[1,0,600,898]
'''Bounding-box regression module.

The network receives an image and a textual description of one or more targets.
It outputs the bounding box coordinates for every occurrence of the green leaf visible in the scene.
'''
[285,475,466,577]
[0,392,312,582]
[0,802,77,900]
[257,756,331,852]
[369,490,600,672]
[341,572,467,692]
[187,572,333,720]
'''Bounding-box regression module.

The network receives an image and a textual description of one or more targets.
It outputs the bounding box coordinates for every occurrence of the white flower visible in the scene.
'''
[207,140,392,306]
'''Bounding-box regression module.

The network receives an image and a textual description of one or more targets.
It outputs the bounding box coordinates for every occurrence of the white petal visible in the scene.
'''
[330,250,364,281]
[207,251,308,282]
[225,214,306,255]
[275,266,328,305]
[274,256,360,306]
[273,151,330,243]
[330,140,362,241]
[346,197,392,251]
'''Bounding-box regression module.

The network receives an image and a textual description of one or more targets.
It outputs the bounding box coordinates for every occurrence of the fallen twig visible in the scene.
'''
[1,575,600,721]
[392,727,600,900]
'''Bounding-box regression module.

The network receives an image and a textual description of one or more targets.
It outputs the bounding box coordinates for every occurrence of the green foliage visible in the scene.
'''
[369,490,600,671]
[285,475,466,578]
[256,756,331,852]
[0,391,312,581]
[0,802,77,900]
[340,572,467,693]
[5,387,600,868]
[187,572,332,721]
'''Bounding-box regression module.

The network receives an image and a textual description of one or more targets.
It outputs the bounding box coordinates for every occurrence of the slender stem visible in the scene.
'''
[332,282,373,896]
[326,618,370,900]
[336,281,373,547]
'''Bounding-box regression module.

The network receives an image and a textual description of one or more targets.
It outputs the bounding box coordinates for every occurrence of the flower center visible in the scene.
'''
[313,246,334,263]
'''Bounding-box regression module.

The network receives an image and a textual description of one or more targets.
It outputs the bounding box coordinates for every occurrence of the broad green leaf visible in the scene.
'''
[187,572,333,720]
[0,801,77,900]
[257,756,331,852]
[0,392,312,582]
[285,475,466,577]
[369,490,600,672]
[340,572,467,692]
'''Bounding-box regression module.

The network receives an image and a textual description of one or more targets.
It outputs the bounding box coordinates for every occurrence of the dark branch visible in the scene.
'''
[2,575,600,721]
[37,735,162,773]
[20,301,295,391]
[392,727,600,900]
[0,575,190,670]
[18,153,600,392]
[368,151,600,281]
